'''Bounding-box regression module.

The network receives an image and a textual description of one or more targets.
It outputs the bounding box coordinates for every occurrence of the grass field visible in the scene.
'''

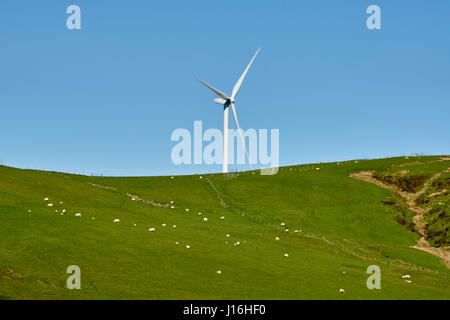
[0,156,449,299]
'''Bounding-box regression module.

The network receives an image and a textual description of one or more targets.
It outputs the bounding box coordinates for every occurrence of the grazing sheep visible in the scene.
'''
[133,224,136,227]
[162,223,166,227]
[175,241,179,245]
[280,222,285,226]
[44,197,49,201]
[216,270,222,274]
[285,229,289,233]
[236,241,240,245]
[55,210,58,212]
[114,219,120,223]
[226,234,230,237]
[203,217,208,222]
[28,210,31,213]
[185,208,190,212]
[62,209,66,214]
[91,217,95,220]
[316,168,320,171]
[59,202,63,204]
[275,236,280,240]
[173,225,176,229]
[47,203,54,208]
[170,206,175,209]
[148,227,155,232]
[220,216,225,220]
[131,198,136,201]
[198,212,202,216]
[170,201,174,204]
[405,280,412,283]
[284,253,289,258]
[339,289,345,293]
[401,275,411,279]
[186,245,190,249]
[75,213,81,217]
[199,176,203,179]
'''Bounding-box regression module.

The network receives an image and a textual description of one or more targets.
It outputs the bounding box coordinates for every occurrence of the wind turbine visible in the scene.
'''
[195,48,260,173]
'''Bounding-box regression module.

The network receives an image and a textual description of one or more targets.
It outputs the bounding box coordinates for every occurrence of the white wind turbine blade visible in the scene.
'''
[194,76,230,101]
[231,48,261,99]
[230,102,253,170]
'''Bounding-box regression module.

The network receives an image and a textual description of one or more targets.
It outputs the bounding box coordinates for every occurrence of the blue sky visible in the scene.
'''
[0,0,449,176]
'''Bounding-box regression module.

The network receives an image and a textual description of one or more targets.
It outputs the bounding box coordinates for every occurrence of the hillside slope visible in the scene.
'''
[0,156,449,299]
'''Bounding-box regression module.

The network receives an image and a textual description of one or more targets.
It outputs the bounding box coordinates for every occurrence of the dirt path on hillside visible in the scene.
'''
[350,169,450,268]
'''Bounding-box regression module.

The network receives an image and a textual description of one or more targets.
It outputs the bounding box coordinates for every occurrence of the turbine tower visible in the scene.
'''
[195,48,260,173]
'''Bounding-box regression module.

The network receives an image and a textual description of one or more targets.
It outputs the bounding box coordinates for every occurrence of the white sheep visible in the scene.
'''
[203,217,208,222]
[114,219,120,223]
[284,253,289,258]
[170,206,175,209]
[226,234,230,237]
[170,201,174,204]
[280,222,285,226]
[62,209,66,214]
[401,275,411,279]
[198,212,202,216]
[339,289,345,293]
[44,197,49,201]
[173,225,176,229]
[75,213,81,217]
[47,203,54,208]
[216,270,222,274]
[161,223,166,227]
[185,208,190,212]
[285,229,289,233]
[220,216,225,220]
[275,236,280,240]
[175,241,179,245]
[186,245,190,249]
[148,227,155,232]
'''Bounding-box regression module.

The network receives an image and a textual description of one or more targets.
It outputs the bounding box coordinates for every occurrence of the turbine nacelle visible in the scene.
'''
[214,98,228,105]
[214,97,235,105]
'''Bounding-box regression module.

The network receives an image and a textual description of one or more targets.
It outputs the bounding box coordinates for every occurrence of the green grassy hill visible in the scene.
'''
[0,156,449,299]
